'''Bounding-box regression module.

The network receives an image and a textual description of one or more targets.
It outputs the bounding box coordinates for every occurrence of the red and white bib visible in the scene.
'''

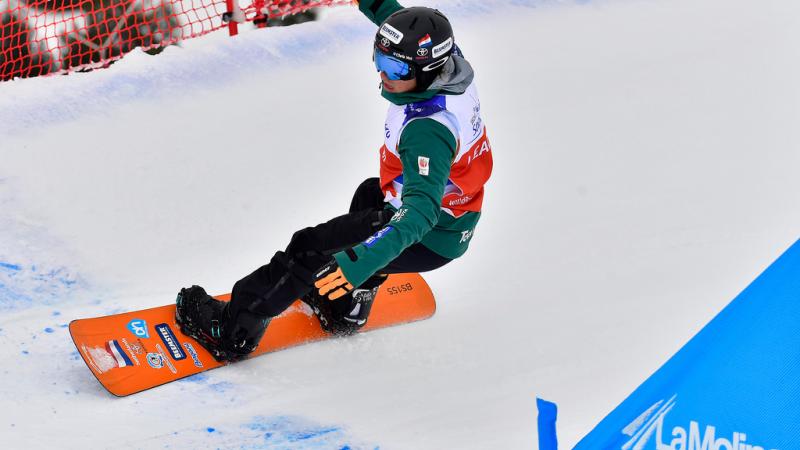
[379,82,493,218]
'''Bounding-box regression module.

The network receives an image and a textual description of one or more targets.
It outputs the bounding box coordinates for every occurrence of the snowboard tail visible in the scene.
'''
[70,273,435,396]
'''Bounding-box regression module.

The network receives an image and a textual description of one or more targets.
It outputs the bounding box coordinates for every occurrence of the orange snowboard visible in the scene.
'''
[70,273,435,397]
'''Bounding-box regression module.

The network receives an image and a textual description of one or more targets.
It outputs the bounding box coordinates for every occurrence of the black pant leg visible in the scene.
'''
[349,177,384,213]
[230,208,390,318]
[379,243,453,274]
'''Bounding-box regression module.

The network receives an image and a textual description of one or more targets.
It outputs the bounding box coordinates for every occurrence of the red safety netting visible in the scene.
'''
[0,0,350,81]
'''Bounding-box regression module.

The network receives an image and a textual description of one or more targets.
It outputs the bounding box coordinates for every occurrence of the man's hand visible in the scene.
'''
[314,260,354,300]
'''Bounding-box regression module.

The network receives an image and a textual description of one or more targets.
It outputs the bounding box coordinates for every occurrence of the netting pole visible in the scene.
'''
[224,0,240,36]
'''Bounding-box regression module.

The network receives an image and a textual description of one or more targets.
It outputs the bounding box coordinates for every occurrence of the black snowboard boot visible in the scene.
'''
[302,274,386,336]
[175,286,270,362]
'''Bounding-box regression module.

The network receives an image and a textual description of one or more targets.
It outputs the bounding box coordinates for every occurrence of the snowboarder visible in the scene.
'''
[176,1,493,361]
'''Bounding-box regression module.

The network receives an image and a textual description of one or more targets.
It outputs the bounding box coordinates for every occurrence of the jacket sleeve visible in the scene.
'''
[358,0,404,27]
[333,118,457,287]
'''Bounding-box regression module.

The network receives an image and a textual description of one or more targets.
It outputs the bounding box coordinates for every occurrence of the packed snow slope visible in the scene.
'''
[1,0,799,448]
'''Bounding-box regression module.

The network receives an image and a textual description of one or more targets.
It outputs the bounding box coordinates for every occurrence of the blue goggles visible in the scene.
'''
[374,49,415,81]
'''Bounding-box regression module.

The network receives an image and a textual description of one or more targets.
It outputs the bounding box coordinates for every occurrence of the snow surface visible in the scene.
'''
[1,0,799,448]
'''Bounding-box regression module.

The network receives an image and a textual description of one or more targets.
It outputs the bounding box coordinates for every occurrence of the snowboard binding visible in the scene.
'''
[175,286,269,363]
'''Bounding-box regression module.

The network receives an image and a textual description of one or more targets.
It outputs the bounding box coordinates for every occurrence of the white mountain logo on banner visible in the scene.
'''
[620,395,777,450]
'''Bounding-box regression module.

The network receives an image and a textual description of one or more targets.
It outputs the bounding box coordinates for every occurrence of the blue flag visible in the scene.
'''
[576,239,800,450]
[538,398,559,450]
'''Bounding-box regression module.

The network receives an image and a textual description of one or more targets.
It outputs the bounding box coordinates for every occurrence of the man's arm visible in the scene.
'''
[357,0,404,27]
[332,118,457,287]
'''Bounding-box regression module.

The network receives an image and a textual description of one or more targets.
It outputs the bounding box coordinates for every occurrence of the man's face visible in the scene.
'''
[380,71,417,93]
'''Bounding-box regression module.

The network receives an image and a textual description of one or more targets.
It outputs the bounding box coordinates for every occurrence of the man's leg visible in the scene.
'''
[379,242,454,274]
[309,241,453,336]
[176,206,390,361]
[349,177,385,213]
[224,178,390,353]
[229,206,389,318]
[306,177,455,335]
[304,177,387,335]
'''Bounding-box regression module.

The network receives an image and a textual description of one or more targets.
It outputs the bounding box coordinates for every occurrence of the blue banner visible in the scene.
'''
[576,239,800,450]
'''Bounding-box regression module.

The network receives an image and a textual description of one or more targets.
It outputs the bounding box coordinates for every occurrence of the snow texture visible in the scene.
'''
[1,0,799,448]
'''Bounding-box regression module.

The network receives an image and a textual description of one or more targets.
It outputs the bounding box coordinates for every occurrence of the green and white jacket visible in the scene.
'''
[334,0,494,287]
